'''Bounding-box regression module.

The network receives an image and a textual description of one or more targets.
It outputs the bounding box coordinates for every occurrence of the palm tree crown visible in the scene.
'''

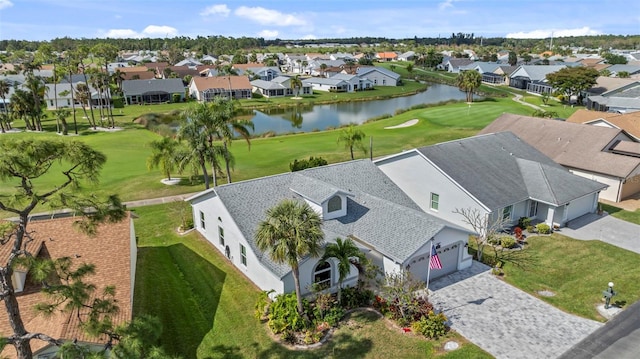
[321,237,366,303]
[337,125,368,160]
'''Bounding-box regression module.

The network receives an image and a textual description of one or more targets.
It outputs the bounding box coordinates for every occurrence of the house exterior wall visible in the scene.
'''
[376,151,488,232]
[129,218,137,306]
[291,256,359,296]
[568,168,621,202]
[621,174,640,199]
[362,71,398,86]
[566,193,598,221]
[190,193,285,294]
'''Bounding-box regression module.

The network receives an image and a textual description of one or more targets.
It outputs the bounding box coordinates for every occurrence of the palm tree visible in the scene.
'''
[74,82,95,129]
[456,70,482,103]
[320,63,327,78]
[320,237,366,303]
[177,116,211,188]
[337,125,368,160]
[256,199,324,315]
[0,79,10,133]
[52,108,71,135]
[23,74,48,131]
[147,137,180,180]
[290,75,303,98]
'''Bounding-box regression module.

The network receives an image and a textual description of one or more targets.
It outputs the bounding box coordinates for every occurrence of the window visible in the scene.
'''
[430,193,439,211]
[218,226,225,246]
[313,261,332,289]
[327,196,342,212]
[199,211,205,230]
[529,201,538,217]
[240,244,247,266]
[502,205,513,221]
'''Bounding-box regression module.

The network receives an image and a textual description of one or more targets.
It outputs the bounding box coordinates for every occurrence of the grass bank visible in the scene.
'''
[132,204,493,358]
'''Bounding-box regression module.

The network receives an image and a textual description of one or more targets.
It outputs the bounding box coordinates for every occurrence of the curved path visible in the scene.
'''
[512,93,542,111]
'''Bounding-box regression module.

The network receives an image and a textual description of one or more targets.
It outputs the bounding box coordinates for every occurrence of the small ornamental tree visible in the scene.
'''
[546,67,599,103]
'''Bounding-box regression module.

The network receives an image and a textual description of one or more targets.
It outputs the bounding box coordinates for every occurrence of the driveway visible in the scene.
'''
[560,214,640,254]
[428,262,602,359]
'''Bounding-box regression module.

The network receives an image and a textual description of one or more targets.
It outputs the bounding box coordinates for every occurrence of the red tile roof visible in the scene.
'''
[191,76,252,91]
[0,214,134,358]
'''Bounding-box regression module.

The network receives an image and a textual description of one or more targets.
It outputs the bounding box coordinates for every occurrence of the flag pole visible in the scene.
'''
[425,239,434,293]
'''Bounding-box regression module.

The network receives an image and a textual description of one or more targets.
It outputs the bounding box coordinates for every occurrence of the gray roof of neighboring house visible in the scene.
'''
[478,113,640,178]
[606,64,640,75]
[589,95,640,110]
[302,77,347,86]
[331,73,359,81]
[356,66,401,80]
[250,79,284,90]
[192,160,461,278]
[511,65,567,81]
[122,79,185,96]
[44,82,103,99]
[461,62,501,73]
[311,59,346,67]
[446,58,474,69]
[417,131,607,210]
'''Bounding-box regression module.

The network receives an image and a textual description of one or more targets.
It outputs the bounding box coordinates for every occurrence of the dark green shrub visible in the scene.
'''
[340,287,374,309]
[526,225,536,233]
[536,223,551,234]
[171,93,182,103]
[112,96,124,108]
[500,236,516,249]
[289,156,328,172]
[518,217,532,229]
[268,293,309,333]
[411,311,448,339]
[322,306,345,327]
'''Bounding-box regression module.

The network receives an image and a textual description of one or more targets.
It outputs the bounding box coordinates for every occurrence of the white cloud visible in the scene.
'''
[258,29,279,38]
[114,14,122,19]
[506,26,602,39]
[99,25,178,38]
[438,0,457,11]
[0,0,14,10]
[200,4,230,17]
[301,34,317,40]
[235,6,306,26]
[142,25,178,37]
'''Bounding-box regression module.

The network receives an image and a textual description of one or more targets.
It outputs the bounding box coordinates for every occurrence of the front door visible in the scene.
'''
[225,245,231,259]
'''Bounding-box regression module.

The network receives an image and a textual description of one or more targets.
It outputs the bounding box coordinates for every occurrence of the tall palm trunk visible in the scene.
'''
[291,265,304,315]
[200,154,210,189]
[104,64,115,128]
[81,67,96,129]
[69,69,78,134]
[53,63,59,133]
[224,141,232,184]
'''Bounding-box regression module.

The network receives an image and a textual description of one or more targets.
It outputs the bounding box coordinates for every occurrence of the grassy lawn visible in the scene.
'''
[500,233,640,321]
[132,204,493,358]
[599,203,640,225]
[1,96,541,205]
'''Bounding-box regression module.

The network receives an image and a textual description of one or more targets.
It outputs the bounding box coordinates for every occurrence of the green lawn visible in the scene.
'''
[500,234,640,321]
[599,203,640,225]
[132,204,493,359]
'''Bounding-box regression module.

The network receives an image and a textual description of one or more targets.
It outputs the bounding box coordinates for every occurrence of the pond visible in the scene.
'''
[250,84,468,135]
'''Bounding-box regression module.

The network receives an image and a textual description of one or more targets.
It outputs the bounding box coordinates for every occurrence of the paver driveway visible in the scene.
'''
[428,262,602,359]
[561,213,640,254]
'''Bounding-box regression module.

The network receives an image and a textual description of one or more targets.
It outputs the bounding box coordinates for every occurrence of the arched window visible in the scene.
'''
[327,195,342,212]
[313,261,332,289]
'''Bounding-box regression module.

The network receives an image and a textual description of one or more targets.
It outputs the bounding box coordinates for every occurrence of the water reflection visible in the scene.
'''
[251,84,467,135]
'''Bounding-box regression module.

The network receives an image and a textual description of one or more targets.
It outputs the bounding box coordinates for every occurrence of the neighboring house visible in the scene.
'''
[376,132,607,230]
[302,77,350,92]
[375,52,398,62]
[566,109,640,141]
[187,160,473,297]
[479,113,640,202]
[115,66,157,81]
[586,80,640,113]
[442,58,474,73]
[250,76,312,98]
[175,58,203,68]
[107,62,130,73]
[0,214,136,359]
[233,65,282,81]
[605,64,640,77]
[508,65,567,94]
[397,51,416,61]
[330,73,373,92]
[44,82,111,110]
[460,62,503,84]
[188,76,253,101]
[355,66,401,86]
[330,53,355,62]
[121,78,185,105]
[158,65,200,80]
[201,55,218,64]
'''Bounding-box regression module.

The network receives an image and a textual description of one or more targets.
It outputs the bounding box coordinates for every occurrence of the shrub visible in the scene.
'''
[111,96,124,108]
[289,156,328,172]
[487,234,500,245]
[322,306,345,327]
[500,236,517,249]
[412,311,448,339]
[268,293,309,333]
[536,223,551,234]
[340,286,374,309]
[526,225,536,233]
[518,217,532,229]
[171,93,182,103]
[513,226,523,240]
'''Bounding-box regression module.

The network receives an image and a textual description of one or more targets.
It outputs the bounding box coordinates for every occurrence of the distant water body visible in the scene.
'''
[250,84,467,135]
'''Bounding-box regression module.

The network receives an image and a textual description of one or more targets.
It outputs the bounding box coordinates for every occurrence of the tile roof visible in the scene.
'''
[191,76,252,91]
[566,109,640,140]
[193,160,458,277]
[478,113,640,178]
[0,215,134,358]
[416,132,605,210]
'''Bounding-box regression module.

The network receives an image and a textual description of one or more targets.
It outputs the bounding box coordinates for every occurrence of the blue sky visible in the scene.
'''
[0,0,638,41]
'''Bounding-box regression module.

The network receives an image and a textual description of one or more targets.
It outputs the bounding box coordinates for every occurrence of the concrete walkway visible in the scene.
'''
[560,213,640,254]
[428,262,602,359]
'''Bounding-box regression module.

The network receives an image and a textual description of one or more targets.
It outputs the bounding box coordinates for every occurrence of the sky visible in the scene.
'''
[0,0,638,42]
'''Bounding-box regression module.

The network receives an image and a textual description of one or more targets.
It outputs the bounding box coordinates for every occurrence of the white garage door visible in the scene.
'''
[567,194,595,221]
[409,242,461,282]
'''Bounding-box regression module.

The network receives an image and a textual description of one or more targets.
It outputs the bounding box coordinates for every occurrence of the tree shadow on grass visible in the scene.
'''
[250,332,374,359]
[135,244,226,359]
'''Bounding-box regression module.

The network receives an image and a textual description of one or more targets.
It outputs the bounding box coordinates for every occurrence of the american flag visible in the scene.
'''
[429,244,442,270]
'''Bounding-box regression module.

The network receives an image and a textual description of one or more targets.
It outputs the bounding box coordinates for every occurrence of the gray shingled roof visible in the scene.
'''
[479,114,640,178]
[302,77,347,86]
[512,65,567,81]
[250,79,283,90]
[202,160,456,278]
[121,79,185,96]
[289,174,351,204]
[417,132,607,210]
[356,66,401,80]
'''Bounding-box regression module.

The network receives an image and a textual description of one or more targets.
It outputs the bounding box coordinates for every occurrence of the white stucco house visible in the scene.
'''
[376,132,608,230]
[187,160,473,297]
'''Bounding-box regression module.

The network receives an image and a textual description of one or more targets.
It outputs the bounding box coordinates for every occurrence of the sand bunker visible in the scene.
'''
[384,119,419,129]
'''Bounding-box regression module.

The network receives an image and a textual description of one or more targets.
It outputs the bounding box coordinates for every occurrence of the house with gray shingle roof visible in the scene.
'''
[186,160,473,296]
[478,114,640,203]
[586,80,640,113]
[376,131,607,230]
[121,78,185,105]
[508,65,567,94]
[250,76,312,97]
[355,66,401,86]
